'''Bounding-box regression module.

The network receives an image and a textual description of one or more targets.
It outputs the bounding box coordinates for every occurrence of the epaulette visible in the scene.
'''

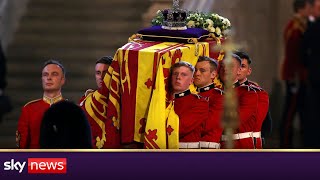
[214,87,224,95]
[24,99,42,107]
[84,89,95,97]
[250,84,263,91]
[240,84,256,92]
[248,80,259,87]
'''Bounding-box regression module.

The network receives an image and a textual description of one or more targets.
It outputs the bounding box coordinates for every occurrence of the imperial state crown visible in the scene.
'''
[161,0,188,30]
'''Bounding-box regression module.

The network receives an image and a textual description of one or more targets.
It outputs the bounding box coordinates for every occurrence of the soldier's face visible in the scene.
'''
[238,59,252,83]
[194,61,216,88]
[95,63,109,88]
[219,58,241,83]
[42,64,65,93]
[171,66,193,93]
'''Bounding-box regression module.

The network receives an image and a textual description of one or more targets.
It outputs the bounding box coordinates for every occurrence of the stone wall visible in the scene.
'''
[212,0,292,93]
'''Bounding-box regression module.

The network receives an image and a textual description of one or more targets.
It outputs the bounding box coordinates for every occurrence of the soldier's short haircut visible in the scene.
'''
[234,51,252,64]
[221,54,242,66]
[293,0,308,13]
[96,56,113,65]
[43,59,66,77]
[197,56,219,72]
[170,61,195,75]
[232,53,242,65]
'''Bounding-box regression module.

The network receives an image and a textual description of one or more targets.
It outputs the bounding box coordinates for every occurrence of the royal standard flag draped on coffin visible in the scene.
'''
[134,41,208,143]
[84,39,224,147]
[143,60,167,148]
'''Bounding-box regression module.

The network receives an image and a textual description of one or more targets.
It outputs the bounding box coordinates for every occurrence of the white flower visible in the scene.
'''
[222,18,231,27]
[222,18,227,24]
[153,10,231,37]
[205,19,213,26]
[209,27,215,33]
[215,27,221,35]
[187,20,195,28]
[212,13,219,18]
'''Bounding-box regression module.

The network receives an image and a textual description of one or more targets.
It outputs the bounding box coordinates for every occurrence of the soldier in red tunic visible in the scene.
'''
[193,56,223,149]
[280,0,311,148]
[16,60,66,149]
[219,54,258,149]
[78,56,115,148]
[235,51,270,149]
[79,56,112,105]
[170,61,209,149]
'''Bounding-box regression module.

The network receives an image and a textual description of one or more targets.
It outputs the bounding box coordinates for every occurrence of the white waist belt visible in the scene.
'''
[252,131,261,138]
[179,142,200,149]
[221,132,253,141]
[200,141,220,149]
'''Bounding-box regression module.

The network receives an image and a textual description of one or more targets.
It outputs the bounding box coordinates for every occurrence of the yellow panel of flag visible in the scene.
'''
[134,41,210,143]
[143,61,167,149]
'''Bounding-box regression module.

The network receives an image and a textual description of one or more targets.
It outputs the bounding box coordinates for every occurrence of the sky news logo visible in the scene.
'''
[3,158,67,174]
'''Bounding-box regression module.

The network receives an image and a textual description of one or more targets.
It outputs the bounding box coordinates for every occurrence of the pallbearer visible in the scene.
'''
[194,56,223,149]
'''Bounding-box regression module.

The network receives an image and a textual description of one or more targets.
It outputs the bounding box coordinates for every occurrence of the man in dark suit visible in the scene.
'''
[301,0,320,148]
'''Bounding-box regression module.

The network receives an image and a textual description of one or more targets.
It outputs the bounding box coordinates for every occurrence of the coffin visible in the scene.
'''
[106,37,225,144]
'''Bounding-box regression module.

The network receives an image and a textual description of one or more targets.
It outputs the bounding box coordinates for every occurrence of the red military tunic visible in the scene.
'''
[16,95,63,149]
[197,83,224,149]
[173,89,209,149]
[281,14,307,81]
[221,81,258,149]
[243,80,269,149]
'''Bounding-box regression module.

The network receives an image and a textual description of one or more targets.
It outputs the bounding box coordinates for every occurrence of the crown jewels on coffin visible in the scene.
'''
[161,0,188,30]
